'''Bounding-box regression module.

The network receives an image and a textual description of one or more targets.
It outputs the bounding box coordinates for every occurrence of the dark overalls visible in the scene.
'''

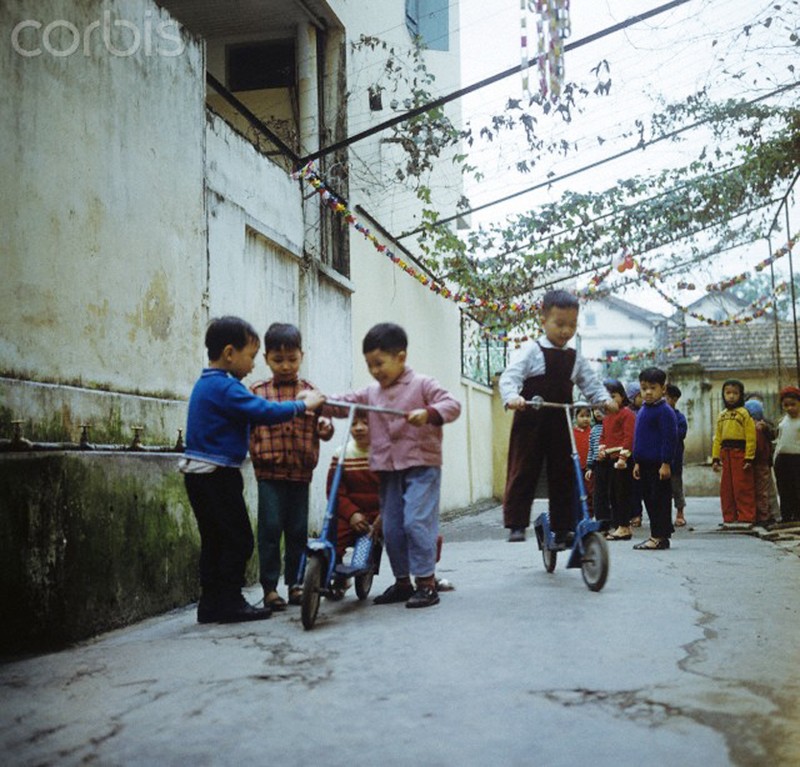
[503,345,576,534]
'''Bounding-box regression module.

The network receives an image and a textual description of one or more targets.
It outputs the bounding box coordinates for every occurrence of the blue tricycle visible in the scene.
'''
[528,396,610,592]
[297,400,404,630]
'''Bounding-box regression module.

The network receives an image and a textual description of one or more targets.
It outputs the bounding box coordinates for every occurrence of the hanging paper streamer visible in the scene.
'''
[705,236,796,292]
[528,0,570,103]
[521,1,531,97]
[294,164,798,342]
[586,338,688,364]
[294,163,541,317]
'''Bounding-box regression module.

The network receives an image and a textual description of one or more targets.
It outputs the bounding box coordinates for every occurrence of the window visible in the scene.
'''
[227,40,295,91]
[584,311,596,327]
[405,0,449,51]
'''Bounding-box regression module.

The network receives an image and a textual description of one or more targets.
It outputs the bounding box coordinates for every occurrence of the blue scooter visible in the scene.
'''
[297,400,405,630]
[528,397,610,592]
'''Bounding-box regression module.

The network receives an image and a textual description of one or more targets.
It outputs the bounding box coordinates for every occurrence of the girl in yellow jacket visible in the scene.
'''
[712,379,756,524]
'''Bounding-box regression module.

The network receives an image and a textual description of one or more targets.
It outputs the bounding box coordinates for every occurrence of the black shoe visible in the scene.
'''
[406,586,440,608]
[199,596,272,624]
[197,601,218,624]
[508,528,526,542]
[216,601,272,623]
[553,530,575,546]
[373,582,414,605]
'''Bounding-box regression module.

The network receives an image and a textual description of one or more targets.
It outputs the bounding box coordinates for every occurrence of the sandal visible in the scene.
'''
[605,531,632,541]
[264,593,287,611]
[633,537,670,550]
[288,586,303,605]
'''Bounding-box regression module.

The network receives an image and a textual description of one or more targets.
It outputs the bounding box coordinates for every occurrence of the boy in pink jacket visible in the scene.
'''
[331,323,461,608]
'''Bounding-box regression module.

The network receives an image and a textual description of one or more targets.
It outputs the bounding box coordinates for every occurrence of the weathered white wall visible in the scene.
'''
[320,1,496,510]
[577,300,661,373]
[1,0,206,396]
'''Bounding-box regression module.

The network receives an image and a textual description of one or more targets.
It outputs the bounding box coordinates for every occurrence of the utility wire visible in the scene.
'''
[399,80,800,239]
[467,161,751,266]
[296,0,693,166]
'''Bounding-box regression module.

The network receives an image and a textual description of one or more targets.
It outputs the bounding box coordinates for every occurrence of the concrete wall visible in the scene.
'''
[321,1,497,510]
[0,452,203,653]
[1,0,206,396]
[668,360,785,465]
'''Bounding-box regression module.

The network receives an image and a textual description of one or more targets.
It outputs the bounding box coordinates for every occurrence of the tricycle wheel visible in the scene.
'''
[542,544,557,573]
[354,569,374,600]
[301,555,324,630]
[581,532,609,592]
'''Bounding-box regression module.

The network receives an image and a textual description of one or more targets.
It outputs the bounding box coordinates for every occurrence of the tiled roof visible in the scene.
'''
[664,321,799,372]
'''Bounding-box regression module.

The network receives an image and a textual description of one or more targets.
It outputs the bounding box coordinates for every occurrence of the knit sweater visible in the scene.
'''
[184,368,304,468]
[331,367,461,472]
[632,398,678,465]
[326,442,380,523]
[711,406,756,461]
[600,406,635,456]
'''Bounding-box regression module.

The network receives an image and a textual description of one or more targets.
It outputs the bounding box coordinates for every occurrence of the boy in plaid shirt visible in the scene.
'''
[249,323,333,610]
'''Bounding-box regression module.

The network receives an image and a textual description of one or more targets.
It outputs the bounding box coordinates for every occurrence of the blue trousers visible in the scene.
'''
[379,466,441,579]
[257,479,309,591]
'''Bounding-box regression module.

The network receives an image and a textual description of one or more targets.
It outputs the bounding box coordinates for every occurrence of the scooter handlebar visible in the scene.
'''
[524,397,591,411]
[325,399,407,417]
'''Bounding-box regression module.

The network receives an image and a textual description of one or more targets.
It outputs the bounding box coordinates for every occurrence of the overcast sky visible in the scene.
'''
[453,0,798,311]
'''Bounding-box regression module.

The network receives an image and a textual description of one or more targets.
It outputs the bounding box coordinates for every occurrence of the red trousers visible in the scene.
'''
[719,447,756,523]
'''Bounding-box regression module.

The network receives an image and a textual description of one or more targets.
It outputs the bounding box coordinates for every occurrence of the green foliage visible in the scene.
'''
[349,13,800,339]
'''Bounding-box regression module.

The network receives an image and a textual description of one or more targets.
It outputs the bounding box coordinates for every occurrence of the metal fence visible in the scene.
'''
[460,312,508,387]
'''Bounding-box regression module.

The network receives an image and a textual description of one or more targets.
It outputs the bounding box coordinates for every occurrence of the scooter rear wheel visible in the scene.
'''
[354,569,374,600]
[580,532,609,592]
[301,555,324,630]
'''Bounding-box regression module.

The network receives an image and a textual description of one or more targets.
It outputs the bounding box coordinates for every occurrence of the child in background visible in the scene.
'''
[330,323,461,608]
[499,290,615,544]
[665,383,688,527]
[573,406,592,512]
[746,393,779,520]
[626,382,644,527]
[711,379,756,525]
[584,407,606,518]
[600,380,636,541]
[181,316,324,624]
[773,386,800,524]
[325,410,381,597]
[744,399,777,527]
[249,323,334,610]
[632,367,678,550]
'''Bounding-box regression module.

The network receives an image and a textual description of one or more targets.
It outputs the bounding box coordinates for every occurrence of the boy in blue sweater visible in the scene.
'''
[180,316,325,624]
[632,367,678,550]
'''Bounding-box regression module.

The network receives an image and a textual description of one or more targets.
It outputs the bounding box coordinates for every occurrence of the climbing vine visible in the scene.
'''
[344,6,800,337]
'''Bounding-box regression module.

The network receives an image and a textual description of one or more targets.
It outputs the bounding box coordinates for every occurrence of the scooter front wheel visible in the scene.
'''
[301,555,324,630]
[542,545,557,573]
[580,532,609,592]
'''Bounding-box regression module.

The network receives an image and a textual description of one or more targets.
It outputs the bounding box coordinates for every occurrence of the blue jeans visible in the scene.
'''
[379,466,441,579]
[257,480,309,591]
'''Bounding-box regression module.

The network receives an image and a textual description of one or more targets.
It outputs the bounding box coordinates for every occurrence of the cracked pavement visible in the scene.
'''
[1,497,798,766]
